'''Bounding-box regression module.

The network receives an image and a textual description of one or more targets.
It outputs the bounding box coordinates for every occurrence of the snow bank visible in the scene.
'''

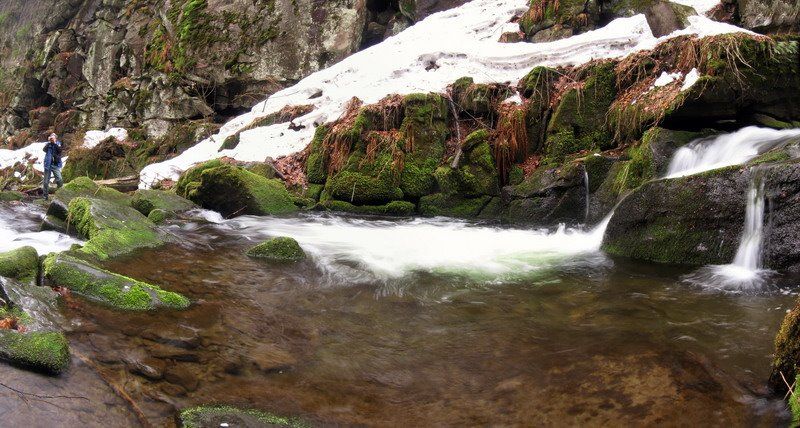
[131,0,750,188]
[0,143,48,173]
[84,128,128,149]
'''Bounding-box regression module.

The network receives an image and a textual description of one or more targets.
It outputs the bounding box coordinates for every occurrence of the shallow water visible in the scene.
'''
[29,213,792,426]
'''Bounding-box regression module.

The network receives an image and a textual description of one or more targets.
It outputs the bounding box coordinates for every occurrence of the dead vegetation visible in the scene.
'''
[493,104,528,184]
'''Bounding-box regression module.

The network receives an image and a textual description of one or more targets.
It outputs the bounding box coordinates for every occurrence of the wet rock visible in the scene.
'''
[141,324,201,350]
[130,189,196,217]
[0,246,39,283]
[165,363,200,392]
[501,163,587,225]
[126,356,166,381]
[249,344,296,373]
[43,253,190,311]
[178,405,306,428]
[176,160,298,218]
[737,0,800,34]
[602,166,749,265]
[46,177,131,224]
[149,342,201,362]
[644,1,696,37]
[246,237,306,263]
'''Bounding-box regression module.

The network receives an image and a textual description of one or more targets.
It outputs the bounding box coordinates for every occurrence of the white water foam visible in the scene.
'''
[0,204,82,255]
[138,0,748,188]
[683,176,771,291]
[665,126,800,179]
[221,214,613,282]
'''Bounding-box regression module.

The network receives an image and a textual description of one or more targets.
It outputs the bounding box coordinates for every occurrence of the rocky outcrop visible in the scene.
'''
[737,0,800,34]
[0,0,469,149]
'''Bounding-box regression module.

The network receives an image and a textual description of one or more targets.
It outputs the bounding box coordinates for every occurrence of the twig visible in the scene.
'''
[0,381,88,402]
[73,349,152,428]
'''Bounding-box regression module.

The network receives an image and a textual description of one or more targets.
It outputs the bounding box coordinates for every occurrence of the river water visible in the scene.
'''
[8,212,783,426]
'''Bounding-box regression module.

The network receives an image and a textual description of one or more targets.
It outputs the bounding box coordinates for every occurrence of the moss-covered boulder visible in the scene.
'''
[0,330,70,374]
[770,300,800,395]
[67,197,164,260]
[545,61,617,163]
[602,166,750,265]
[519,66,559,154]
[501,162,588,225]
[450,77,512,117]
[46,177,131,225]
[326,170,404,205]
[0,191,25,202]
[179,405,308,428]
[419,193,493,218]
[130,189,196,217]
[178,161,298,218]
[246,237,306,263]
[0,247,39,282]
[320,200,415,216]
[43,253,189,311]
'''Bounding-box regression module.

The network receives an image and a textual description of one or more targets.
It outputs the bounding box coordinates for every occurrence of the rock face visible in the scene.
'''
[737,0,800,34]
[0,0,469,148]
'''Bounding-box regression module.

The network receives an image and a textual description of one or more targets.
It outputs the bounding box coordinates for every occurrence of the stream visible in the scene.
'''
[0,210,790,425]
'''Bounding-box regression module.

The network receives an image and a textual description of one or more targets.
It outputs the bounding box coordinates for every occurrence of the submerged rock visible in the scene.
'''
[179,405,307,428]
[0,247,40,283]
[0,330,69,375]
[43,253,189,311]
[246,237,306,263]
[177,161,298,218]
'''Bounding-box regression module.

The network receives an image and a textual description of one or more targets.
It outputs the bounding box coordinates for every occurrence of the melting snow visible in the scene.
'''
[654,71,683,87]
[83,127,128,149]
[27,0,739,188]
[681,68,701,91]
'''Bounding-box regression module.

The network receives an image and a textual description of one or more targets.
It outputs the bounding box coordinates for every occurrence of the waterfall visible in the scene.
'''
[583,168,590,222]
[731,175,766,270]
[682,172,770,291]
[665,127,800,179]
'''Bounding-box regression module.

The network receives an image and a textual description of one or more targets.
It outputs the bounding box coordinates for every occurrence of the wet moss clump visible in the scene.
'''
[0,330,70,374]
[326,170,404,206]
[0,246,39,282]
[320,200,415,216]
[130,189,196,216]
[179,405,308,428]
[419,193,493,218]
[246,237,306,263]
[67,197,164,260]
[43,253,190,311]
[305,125,329,184]
[178,161,298,217]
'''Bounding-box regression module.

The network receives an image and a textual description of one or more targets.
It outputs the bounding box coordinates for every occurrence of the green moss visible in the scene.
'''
[749,149,792,166]
[304,184,324,201]
[419,193,492,218]
[246,237,306,262]
[67,197,163,260]
[131,189,195,216]
[0,191,24,202]
[326,171,404,205]
[179,405,309,428]
[305,125,329,184]
[321,200,415,216]
[43,253,189,311]
[180,163,298,217]
[148,209,168,224]
[0,246,39,282]
[0,331,69,374]
[509,166,524,186]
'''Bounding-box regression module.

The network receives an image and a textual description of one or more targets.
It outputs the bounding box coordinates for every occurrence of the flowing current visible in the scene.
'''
[665,126,800,178]
[198,213,613,284]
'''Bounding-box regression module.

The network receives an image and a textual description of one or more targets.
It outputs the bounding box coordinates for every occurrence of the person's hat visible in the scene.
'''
[49,133,57,139]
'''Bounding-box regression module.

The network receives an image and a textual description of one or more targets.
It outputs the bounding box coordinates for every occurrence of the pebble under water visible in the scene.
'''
[0,210,796,426]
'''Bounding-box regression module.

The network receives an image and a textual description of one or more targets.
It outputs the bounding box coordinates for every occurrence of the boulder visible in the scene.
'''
[67,197,163,260]
[0,331,70,374]
[177,161,297,218]
[644,1,696,37]
[501,163,588,225]
[43,253,190,311]
[602,166,750,265]
[737,0,800,34]
[130,189,196,217]
[246,237,306,263]
[0,247,40,283]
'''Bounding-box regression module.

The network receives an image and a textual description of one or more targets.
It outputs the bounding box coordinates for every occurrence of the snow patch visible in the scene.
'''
[681,68,700,91]
[126,0,750,187]
[84,128,128,149]
[0,143,48,173]
[654,71,682,87]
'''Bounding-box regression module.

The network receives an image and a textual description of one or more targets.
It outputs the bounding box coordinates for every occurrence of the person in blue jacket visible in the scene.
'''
[42,133,64,199]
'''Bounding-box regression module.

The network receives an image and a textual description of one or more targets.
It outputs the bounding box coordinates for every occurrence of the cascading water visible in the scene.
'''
[680,172,771,291]
[210,213,614,284]
[665,126,800,179]
[0,203,81,254]
[583,168,591,222]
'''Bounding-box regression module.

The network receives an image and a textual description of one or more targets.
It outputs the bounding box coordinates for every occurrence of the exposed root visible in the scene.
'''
[493,104,528,185]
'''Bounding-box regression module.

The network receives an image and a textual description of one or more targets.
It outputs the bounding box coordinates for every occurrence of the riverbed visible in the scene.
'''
[0,209,792,425]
